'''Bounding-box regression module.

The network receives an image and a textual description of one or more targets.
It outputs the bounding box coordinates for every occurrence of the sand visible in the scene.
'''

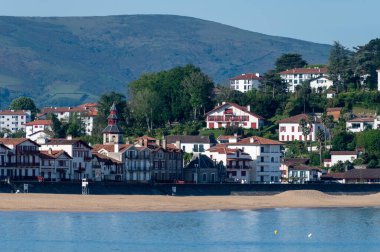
[0,190,380,212]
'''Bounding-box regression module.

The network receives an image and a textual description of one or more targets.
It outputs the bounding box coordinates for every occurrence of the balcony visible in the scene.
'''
[15,163,40,167]
[226,166,251,169]
[208,116,249,122]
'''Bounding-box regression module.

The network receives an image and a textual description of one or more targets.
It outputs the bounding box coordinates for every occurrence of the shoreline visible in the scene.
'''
[1,190,380,212]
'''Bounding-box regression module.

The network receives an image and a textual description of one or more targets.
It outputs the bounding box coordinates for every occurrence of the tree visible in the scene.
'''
[9,97,38,119]
[275,53,308,72]
[316,128,325,166]
[66,113,85,138]
[327,41,352,93]
[260,70,288,97]
[182,71,214,120]
[130,88,160,131]
[299,118,310,151]
[331,131,355,151]
[49,114,66,138]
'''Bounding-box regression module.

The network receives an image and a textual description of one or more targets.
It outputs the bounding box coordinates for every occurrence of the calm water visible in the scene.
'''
[1,208,380,251]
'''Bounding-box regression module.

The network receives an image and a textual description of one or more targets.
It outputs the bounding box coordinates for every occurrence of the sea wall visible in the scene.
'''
[4,182,380,195]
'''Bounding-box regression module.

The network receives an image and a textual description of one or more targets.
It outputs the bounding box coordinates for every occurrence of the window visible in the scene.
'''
[260,166,264,172]
[280,127,286,132]
[291,126,294,132]
[260,147,264,153]
[202,173,207,182]
[241,171,246,176]
[260,157,264,162]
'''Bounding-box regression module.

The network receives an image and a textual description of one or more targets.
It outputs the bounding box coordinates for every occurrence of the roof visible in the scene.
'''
[78,103,98,108]
[39,150,72,159]
[165,135,210,144]
[217,135,241,141]
[230,73,261,80]
[185,154,219,169]
[330,151,357,156]
[46,139,92,149]
[92,144,132,153]
[205,102,264,119]
[326,90,336,94]
[289,165,321,171]
[206,146,240,154]
[0,143,10,150]
[278,113,321,124]
[92,152,123,164]
[344,169,380,179]
[282,158,309,166]
[347,117,374,123]
[24,120,52,126]
[279,67,328,75]
[326,107,342,112]
[40,106,98,117]
[0,110,30,115]
[232,136,283,146]
[321,173,345,179]
[102,125,123,134]
[0,138,39,147]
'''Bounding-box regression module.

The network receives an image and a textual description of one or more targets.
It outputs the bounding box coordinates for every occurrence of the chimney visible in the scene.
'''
[156,139,160,146]
[66,135,73,140]
[175,140,181,149]
[138,138,143,146]
[234,133,238,137]
[114,143,119,153]
[48,148,52,155]
[222,102,226,105]
[255,73,260,77]
[162,139,167,149]
[250,137,255,143]
[246,105,251,112]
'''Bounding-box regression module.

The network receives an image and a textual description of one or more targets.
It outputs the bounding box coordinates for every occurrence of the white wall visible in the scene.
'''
[331,154,357,166]
[279,122,325,142]
[310,77,333,91]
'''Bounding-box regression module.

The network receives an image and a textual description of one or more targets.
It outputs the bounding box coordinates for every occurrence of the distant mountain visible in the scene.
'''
[0,15,331,107]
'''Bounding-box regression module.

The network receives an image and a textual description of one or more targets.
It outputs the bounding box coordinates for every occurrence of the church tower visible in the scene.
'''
[102,103,124,145]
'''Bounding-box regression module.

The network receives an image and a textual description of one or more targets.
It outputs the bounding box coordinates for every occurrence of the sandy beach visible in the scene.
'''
[0,190,379,212]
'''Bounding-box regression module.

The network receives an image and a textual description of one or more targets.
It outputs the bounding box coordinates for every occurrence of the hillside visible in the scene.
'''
[0,15,331,107]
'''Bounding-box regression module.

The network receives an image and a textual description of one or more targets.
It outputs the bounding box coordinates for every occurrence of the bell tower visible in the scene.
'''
[102,103,124,145]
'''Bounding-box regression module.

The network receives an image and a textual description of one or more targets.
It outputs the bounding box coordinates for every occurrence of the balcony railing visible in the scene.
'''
[226,166,251,169]
[208,116,249,122]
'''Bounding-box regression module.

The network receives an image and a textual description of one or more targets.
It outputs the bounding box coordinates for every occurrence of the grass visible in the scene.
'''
[352,106,376,115]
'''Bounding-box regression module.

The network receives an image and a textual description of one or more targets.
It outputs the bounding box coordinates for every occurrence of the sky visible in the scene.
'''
[0,0,379,49]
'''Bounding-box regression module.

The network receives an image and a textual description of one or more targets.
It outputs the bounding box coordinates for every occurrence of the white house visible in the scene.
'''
[39,138,93,181]
[346,117,374,133]
[0,110,31,133]
[326,90,336,99]
[164,135,212,153]
[288,166,323,184]
[226,136,283,183]
[38,103,97,135]
[205,102,264,129]
[25,120,53,140]
[279,67,328,92]
[39,149,72,181]
[374,116,380,129]
[278,113,326,142]
[309,76,333,91]
[229,73,261,93]
[324,151,357,168]
[216,134,241,144]
[205,146,254,183]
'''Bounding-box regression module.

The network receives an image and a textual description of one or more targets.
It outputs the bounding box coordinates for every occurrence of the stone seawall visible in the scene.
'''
[3,182,380,196]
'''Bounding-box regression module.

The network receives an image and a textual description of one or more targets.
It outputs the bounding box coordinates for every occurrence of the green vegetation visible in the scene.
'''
[0,15,330,108]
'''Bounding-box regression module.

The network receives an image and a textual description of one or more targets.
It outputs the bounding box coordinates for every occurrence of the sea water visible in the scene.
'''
[1,208,380,251]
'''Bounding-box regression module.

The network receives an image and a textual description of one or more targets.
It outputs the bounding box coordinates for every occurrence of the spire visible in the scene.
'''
[107,102,118,125]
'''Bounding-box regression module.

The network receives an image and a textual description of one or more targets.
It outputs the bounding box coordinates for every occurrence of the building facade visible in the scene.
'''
[229,73,261,93]
[279,67,328,92]
[0,110,31,133]
[205,102,264,129]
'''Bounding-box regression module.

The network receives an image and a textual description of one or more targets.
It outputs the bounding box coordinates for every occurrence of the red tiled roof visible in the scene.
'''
[205,102,264,119]
[330,151,357,155]
[39,150,72,159]
[92,144,132,153]
[92,151,123,164]
[24,120,52,126]
[46,139,92,149]
[230,73,261,80]
[78,103,98,108]
[279,67,328,75]
[321,172,345,179]
[347,117,374,123]
[206,146,239,154]
[233,136,283,145]
[324,159,331,162]
[0,138,39,147]
[278,113,321,124]
[217,135,241,141]
[282,158,309,166]
[0,110,29,115]
[40,106,98,117]
[289,165,321,171]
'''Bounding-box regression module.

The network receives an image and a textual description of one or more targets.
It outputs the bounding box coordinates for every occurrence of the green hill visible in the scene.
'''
[0,15,331,107]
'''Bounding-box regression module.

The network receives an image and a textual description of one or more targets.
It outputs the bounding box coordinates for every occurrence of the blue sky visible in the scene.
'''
[0,0,379,48]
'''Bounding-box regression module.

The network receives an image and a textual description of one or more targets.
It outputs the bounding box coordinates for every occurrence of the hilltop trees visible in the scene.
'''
[9,97,38,119]
[275,53,308,72]
[327,41,352,93]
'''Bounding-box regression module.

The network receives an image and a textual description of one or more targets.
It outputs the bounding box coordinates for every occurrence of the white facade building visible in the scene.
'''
[0,110,31,133]
[279,67,328,92]
[346,118,374,133]
[39,138,93,180]
[229,73,261,93]
[309,77,333,91]
[278,113,326,142]
[324,151,357,167]
[205,102,264,129]
[164,135,212,153]
[25,120,52,140]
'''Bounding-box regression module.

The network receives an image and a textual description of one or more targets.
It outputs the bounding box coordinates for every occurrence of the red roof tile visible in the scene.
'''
[279,67,328,75]
[347,117,374,122]
[24,120,52,126]
[0,110,30,115]
[330,151,357,156]
[0,138,39,147]
[92,144,132,153]
[230,73,261,80]
[39,150,72,159]
[205,102,264,119]
[278,113,321,124]
[233,136,283,145]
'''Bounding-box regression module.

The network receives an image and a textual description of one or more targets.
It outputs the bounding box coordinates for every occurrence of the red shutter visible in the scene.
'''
[209,123,214,129]
[251,122,257,129]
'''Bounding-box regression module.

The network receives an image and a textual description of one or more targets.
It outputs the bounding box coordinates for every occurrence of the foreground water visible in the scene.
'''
[1,208,379,251]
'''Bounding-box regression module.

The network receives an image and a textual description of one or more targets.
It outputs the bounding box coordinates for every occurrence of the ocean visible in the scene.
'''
[1,208,379,251]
